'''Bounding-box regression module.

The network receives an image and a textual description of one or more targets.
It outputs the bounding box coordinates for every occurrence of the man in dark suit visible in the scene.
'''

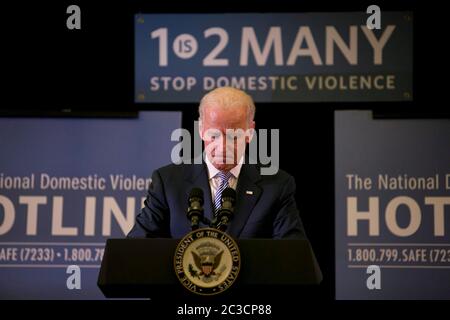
[128,87,306,239]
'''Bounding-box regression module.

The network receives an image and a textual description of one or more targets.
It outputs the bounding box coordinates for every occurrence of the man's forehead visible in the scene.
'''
[203,117,247,129]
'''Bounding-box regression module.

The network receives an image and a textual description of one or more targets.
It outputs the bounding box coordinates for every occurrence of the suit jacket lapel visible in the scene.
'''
[227,164,262,238]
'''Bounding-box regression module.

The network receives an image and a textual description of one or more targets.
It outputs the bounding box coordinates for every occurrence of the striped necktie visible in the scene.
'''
[213,171,233,215]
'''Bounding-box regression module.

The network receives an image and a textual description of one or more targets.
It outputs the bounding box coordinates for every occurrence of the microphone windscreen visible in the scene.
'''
[221,187,236,200]
[189,187,204,204]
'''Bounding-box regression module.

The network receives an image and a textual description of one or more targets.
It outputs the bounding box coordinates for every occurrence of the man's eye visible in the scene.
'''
[209,134,218,140]
[227,134,241,140]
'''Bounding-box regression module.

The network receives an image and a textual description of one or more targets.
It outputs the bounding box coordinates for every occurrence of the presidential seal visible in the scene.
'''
[174,228,241,295]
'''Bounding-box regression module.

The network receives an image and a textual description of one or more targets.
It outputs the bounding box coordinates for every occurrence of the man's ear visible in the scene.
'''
[198,119,204,141]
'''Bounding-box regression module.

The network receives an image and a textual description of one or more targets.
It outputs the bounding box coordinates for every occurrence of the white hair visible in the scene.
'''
[198,87,255,124]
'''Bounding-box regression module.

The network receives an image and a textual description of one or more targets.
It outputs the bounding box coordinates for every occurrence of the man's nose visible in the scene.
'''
[216,135,233,151]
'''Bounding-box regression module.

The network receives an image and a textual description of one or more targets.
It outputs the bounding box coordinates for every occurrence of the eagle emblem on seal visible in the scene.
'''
[188,241,226,282]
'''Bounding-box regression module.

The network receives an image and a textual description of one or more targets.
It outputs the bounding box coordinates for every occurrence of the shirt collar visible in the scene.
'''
[204,155,243,180]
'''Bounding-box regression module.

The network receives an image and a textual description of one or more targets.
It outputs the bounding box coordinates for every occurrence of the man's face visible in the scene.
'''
[200,104,254,171]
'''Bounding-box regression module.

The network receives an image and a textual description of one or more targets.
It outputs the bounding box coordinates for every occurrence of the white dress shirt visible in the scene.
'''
[204,155,243,201]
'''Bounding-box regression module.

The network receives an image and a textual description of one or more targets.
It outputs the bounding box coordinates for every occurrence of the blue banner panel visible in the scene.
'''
[335,111,450,299]
[0,112,181,299]
[135,13,412,103]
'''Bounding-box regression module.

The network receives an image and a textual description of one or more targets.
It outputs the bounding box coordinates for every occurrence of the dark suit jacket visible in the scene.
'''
[127,162,307,239]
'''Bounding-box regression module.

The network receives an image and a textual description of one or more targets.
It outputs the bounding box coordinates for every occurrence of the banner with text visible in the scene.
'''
[335,111,450,299]
[135,13,413,103]
[0,112,181,299]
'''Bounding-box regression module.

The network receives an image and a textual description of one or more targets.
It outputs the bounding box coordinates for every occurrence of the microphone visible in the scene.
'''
[213,187,236,232]
[187,188,204,230]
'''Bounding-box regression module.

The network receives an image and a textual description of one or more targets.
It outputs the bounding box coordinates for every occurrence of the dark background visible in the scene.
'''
[1,0,448,316]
